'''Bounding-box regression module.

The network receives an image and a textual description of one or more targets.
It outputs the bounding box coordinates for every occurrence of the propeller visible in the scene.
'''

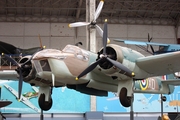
[69,0,103,28]
[76,19,135,80]
[147,33,154,54]
[69,0,110,43]
[1,44,44,100]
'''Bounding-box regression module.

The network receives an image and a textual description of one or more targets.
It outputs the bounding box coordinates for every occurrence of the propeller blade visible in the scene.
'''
[94,0,104,21]
[18,69,23,99]
[147,33,154,54]
[102,19,108,54]
[38,34,43,49]
[76,59,102,80]
[148,33,150,42]
[95,25,103,37]
[106,57,134,77]
[2,54,20,67]
[150,45,155,54]
[96,25,110,44]
[69,22,90,28]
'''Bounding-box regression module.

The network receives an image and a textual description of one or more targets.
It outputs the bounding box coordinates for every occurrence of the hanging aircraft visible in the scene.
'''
[1,19,180,111]
[114,34,180,55]
[0,38,44,56]
[4,84,40,113]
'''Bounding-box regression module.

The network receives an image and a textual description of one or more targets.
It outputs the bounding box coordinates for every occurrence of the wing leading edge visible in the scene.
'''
[114,39,170,46]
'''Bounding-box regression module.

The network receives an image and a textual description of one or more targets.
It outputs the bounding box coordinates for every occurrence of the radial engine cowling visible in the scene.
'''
[97,44,124,76]
[16,56,36,82]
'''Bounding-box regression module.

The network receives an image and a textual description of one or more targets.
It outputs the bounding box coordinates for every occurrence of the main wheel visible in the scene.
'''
[38,93,53,111]
[119,87,131,107]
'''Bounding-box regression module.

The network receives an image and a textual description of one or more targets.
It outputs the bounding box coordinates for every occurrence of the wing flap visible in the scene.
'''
[136,51,180,76]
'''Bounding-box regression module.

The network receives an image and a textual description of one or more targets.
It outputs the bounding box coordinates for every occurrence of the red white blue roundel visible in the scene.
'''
[140,79,148,90]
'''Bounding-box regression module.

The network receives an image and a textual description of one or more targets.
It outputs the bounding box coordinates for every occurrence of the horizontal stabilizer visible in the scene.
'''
[161,79,180,85]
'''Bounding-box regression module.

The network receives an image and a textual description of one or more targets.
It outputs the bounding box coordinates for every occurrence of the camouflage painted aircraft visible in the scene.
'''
[1,20,180,111]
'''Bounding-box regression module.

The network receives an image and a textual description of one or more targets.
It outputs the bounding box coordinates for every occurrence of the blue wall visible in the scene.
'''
[1,81,90,113]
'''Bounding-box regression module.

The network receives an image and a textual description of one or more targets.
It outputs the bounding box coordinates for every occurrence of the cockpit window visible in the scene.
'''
[62,45,76,53]
[63,45,89,61]
[159,46,165,51]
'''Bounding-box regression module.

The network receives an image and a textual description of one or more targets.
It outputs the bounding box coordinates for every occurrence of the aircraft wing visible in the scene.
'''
[114,39,169,46]
[0,70,18,80]
[136,51,180,77]
[4,84,40,113]
[0,41,17,54]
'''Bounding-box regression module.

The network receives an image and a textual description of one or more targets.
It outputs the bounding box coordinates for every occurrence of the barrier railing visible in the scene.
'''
[0,55,21,70]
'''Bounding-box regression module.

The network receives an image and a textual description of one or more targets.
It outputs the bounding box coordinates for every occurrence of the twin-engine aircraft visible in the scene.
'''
[1,20,180,111]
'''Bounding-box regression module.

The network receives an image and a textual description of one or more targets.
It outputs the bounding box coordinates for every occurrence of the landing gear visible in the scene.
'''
[119,87,132,107]
[38,93,53,111]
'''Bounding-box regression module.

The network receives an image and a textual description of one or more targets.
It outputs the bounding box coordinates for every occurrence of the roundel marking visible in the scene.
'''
[140,79,148,90]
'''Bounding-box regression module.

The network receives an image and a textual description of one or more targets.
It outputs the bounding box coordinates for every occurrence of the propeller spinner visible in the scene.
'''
[76,19,135,80]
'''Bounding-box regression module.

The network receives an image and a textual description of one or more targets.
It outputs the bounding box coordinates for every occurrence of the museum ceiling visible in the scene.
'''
[0,0,179,26]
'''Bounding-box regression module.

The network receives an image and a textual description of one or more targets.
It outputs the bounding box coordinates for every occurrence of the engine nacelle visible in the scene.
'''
[17,56,36,82]
[96,44,140,79]
[97,44,123,75]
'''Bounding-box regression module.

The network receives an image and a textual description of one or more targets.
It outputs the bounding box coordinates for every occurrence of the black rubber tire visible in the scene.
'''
[119,87,131,107]
[38,93,53,111]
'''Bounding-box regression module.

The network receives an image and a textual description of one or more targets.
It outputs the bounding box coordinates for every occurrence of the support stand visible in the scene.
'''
[0,112,5,120]
[130,80,135,120]
[130,93,134,120]
[161,94,163,120]
[40,109,43,120]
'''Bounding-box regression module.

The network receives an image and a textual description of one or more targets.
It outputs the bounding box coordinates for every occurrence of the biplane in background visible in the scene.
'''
[114,34,180,55]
